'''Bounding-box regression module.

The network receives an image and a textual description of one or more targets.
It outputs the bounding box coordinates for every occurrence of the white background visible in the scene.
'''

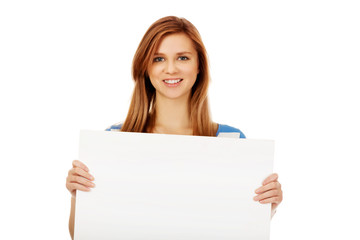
[0,0,359,239]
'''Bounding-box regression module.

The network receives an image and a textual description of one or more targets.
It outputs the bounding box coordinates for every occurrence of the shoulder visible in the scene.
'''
[105,123,123,131]
[216,124,246,138]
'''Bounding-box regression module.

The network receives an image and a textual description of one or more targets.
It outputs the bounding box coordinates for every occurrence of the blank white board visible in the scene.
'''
[75,130,274,240]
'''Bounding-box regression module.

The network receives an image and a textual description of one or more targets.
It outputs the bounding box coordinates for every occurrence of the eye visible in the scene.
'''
[178,56,189,61]
[153,57,164,62]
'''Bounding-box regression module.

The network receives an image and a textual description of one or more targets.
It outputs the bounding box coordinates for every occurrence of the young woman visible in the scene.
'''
[66,16,283,238]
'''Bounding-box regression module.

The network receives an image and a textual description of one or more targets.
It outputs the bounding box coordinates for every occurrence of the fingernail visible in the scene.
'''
[253,196,259,201]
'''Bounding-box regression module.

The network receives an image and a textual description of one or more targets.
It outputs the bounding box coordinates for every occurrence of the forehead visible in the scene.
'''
[155,33,197,54]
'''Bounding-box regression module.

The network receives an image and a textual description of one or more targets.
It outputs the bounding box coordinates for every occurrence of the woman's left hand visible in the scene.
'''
[253,173,283,217]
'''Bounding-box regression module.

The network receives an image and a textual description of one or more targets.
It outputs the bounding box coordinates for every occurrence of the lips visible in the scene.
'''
[163,78,183,84]
[162,78,183,87]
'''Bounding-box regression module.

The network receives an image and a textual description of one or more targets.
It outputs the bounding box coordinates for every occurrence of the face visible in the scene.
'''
[148,33,199,101]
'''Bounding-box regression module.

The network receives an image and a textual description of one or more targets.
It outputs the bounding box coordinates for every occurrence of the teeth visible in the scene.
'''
[164,79,182,84]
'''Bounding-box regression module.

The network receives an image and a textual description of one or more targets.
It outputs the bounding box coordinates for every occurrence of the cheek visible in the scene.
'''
[148,65,161,80]
[183,65,199,80]
[147,68,157,86]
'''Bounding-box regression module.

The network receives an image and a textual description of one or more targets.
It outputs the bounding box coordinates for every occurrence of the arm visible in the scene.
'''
[69,196,76,239]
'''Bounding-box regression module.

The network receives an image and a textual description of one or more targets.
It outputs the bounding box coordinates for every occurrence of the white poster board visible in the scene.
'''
[75,130,274,240]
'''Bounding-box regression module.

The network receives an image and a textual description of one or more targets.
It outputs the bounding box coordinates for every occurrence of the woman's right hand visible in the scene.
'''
[66,160,95,197]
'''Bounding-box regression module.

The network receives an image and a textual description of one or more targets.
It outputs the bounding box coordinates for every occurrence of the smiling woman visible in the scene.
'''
[65,16,283,239]
[124,16,215,136]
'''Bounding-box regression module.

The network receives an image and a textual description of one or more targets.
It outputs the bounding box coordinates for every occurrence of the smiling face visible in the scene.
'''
[148,33,199,101]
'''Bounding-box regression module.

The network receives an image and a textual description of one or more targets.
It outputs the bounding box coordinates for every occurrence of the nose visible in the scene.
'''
[164,60,178,74]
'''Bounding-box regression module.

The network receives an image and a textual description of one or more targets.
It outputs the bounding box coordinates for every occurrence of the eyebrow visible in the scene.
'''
[154,51,194,56]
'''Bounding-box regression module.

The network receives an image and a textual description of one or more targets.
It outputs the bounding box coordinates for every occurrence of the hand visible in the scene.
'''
[253,173,283,217]
[66,160,95,197]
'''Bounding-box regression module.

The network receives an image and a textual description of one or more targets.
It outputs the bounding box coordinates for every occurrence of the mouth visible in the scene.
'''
[163,78,183,84]
[162,78,183,87]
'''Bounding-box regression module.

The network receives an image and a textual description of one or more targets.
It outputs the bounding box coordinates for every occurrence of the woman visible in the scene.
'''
[66,16,283,238]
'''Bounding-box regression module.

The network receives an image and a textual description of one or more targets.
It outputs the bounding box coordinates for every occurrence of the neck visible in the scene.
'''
[153,93,192,135]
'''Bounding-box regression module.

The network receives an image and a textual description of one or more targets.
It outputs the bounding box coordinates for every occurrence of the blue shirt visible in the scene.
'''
[106,123,246,138]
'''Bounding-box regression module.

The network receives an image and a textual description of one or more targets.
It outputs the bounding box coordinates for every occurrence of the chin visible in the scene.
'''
[158,91,191,101]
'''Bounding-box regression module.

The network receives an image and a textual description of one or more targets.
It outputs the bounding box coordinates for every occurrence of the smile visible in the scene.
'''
[163,79,183,84]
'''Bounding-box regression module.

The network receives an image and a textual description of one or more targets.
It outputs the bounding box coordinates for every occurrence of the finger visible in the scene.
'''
[72,160,89,172]
[69,182,91,192]
[69,175,95,188]
[253,189,279,201]
[259,196,282,204]
[70,167,94,181]
[255,181,281,194]
[262,173,278,185]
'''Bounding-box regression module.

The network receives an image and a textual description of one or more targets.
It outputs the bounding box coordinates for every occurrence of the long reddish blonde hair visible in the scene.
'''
[121,16,217,136]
